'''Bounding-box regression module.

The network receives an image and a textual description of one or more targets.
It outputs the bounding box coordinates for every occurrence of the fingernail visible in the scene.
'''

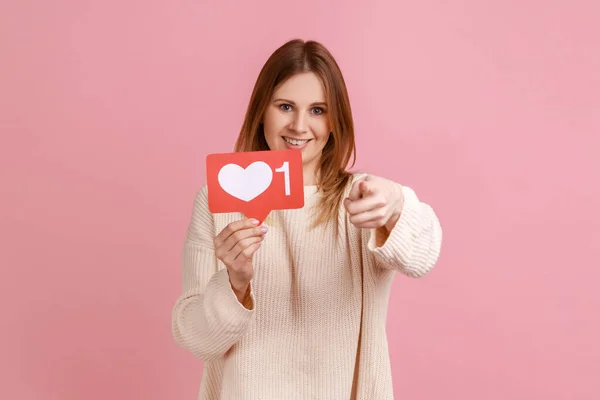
[251,219,259,225]
[260,226,268,233]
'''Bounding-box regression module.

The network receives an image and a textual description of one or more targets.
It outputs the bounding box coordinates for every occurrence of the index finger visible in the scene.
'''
[345,195,383,215]
[214,218,259,248]
[347,180,362,201]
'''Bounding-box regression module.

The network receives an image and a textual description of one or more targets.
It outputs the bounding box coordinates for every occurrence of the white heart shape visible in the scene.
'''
[218,161,273,202]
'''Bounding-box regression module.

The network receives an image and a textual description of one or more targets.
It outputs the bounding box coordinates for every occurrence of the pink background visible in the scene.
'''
[1,0,599,399]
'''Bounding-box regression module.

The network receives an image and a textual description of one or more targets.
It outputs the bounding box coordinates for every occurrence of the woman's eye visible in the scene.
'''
[311,107,324,115]
[279,104,292,111]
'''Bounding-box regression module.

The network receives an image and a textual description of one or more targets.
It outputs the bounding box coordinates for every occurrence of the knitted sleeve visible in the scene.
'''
[368,185,443,277]
[171,185,255,361]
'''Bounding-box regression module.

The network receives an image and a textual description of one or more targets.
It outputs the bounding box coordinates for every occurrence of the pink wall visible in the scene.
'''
[1,0,599,399]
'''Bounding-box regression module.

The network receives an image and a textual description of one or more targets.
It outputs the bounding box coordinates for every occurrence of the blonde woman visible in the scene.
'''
[172,39,443,400]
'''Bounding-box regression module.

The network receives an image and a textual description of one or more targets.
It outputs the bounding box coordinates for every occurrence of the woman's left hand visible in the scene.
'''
[344,175,404,232]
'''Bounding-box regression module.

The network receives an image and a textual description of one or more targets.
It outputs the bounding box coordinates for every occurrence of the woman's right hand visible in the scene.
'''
[214,218,267,302]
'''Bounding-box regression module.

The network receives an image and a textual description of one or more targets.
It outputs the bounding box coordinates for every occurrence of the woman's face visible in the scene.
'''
[262,72,331,185]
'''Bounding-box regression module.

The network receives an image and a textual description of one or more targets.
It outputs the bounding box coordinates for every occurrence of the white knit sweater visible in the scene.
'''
[171,173,442,399]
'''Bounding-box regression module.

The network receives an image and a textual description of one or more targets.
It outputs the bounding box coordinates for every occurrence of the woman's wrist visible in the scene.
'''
[230,278,251,304]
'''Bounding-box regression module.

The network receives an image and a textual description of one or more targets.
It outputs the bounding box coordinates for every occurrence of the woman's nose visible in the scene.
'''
[290,112,309,133]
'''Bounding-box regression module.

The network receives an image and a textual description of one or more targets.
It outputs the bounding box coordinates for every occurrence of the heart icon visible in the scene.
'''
[217,161,273,202]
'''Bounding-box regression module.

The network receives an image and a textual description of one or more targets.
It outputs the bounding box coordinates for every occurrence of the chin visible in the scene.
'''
[301,152,320,167]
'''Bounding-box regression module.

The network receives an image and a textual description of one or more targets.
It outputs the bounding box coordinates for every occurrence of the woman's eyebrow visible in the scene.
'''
[273,98,327,107]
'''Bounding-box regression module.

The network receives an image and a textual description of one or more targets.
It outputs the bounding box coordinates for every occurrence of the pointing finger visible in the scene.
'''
[347,180,362,201]
[359,181,373,197]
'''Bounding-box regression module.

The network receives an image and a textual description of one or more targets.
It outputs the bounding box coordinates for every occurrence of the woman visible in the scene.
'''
[171,39,442,400]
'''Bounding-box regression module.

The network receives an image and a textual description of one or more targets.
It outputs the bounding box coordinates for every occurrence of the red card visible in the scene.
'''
[206,150,305,223]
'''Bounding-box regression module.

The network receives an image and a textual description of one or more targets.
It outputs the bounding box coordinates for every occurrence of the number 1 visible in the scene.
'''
[275,161,290,195]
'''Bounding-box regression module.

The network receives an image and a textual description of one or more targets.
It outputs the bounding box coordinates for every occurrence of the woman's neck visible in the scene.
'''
[303,166,319,186]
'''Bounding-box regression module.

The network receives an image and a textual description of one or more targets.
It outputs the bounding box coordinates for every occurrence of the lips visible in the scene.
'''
[283,136,312,146]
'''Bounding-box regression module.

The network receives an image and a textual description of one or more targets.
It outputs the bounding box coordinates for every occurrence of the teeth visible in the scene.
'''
[284,137,309,146]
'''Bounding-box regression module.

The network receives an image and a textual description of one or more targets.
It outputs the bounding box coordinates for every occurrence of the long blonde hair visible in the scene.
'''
[234,39,357,227]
